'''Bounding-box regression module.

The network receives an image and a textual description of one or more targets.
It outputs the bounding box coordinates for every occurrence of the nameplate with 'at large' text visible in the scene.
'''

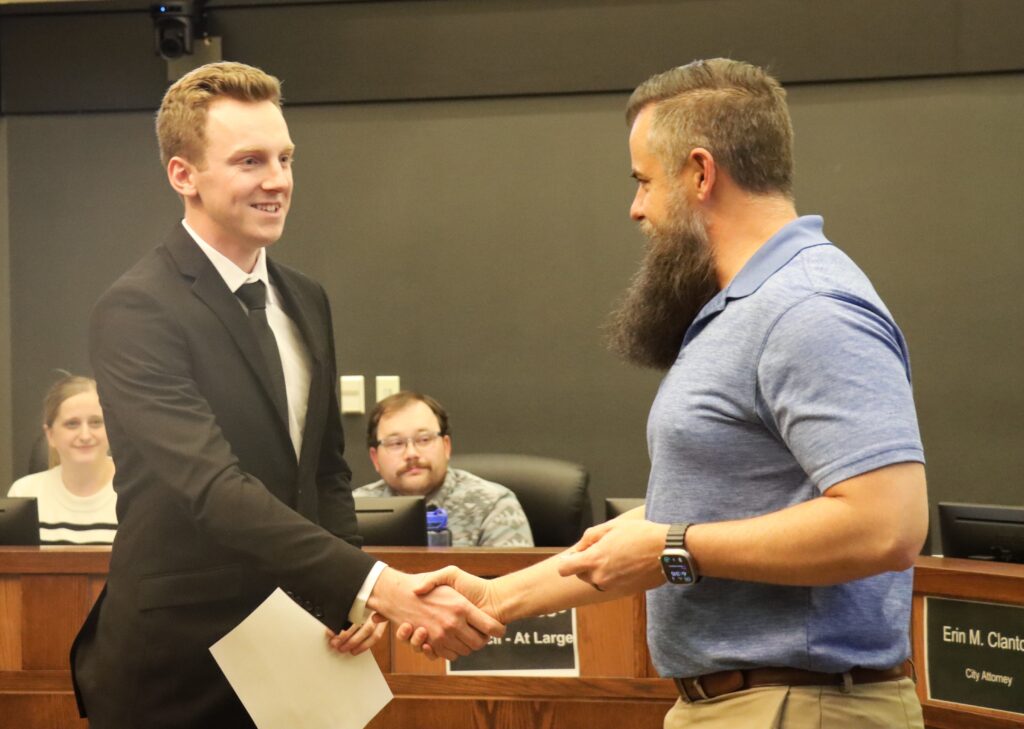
[447,608,578,676]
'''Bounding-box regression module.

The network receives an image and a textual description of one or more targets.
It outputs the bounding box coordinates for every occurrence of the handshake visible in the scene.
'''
[328,565,501,661]
[325,515,671,660]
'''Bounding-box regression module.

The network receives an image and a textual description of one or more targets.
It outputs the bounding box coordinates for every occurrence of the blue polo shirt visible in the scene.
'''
[645,215,924,677]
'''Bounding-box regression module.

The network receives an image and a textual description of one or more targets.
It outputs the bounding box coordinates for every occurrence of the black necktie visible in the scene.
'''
[235,281,289,424]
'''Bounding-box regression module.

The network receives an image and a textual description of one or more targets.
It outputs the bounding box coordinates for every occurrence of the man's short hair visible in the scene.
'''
[626,58,794,197]
[367,391,451,448]
[156,61,283,168]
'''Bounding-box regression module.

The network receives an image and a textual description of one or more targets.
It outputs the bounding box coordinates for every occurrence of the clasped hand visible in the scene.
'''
[328,567,504,662]
[557,518,669,594]
[329,520,667,659]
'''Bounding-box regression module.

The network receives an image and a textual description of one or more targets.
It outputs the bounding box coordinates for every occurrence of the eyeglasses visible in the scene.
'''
[374,431,443,454]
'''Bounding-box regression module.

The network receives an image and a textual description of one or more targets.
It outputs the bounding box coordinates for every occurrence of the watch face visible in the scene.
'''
[661,553,696,585]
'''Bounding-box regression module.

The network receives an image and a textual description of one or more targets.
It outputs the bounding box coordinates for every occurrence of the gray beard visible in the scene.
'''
[605,205,718,370]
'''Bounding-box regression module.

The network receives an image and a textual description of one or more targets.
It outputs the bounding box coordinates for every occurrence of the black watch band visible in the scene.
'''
[665,522,691,550]
[661,523,700,585]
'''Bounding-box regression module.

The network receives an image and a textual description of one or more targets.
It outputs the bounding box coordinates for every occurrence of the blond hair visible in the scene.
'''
[42,374,98,468]
[156,61,282,167]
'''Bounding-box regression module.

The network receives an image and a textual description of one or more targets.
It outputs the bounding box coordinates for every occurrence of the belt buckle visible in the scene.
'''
[690,676,711,701]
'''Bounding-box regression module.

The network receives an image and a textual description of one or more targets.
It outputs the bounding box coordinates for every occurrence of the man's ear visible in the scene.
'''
[167,156,198,198]
[688,147,717,202]
[369,447,382,474]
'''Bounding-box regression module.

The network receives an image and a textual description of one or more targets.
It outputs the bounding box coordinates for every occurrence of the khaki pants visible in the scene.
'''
[664,678,924,729]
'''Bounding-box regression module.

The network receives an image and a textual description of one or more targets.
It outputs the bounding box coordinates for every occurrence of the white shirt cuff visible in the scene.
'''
[347,560,387,625]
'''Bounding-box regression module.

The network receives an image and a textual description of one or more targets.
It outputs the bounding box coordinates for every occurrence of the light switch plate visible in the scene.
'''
[376,375,401,402]
[340,375,365,414]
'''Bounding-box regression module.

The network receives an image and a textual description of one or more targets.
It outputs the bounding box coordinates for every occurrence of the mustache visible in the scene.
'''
[399,460,430,475]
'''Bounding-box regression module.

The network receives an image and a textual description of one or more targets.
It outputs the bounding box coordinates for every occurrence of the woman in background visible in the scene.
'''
[9,374,117,544]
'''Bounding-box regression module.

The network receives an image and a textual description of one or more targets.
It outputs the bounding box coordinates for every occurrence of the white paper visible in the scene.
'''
[210,588,392,729]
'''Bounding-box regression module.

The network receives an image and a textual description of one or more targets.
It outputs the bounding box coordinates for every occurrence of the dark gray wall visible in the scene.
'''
[1,1,1022,542]
[4,0,1024,112]
[786,76,1024,535]
[0,118,10,486]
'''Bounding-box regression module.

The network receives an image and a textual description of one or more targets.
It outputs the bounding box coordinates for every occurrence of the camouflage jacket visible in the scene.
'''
[353,468,534,547]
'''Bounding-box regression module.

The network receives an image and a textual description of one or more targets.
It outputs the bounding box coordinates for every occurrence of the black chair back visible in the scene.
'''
[605,497,645,521]
[27,432,50,475]
[449,453,593,547]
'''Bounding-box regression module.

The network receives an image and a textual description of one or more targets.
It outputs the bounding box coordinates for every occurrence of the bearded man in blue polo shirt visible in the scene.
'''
[393,58,929,729]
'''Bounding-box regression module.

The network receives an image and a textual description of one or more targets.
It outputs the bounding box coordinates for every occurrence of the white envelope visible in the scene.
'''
[210,588,393,729]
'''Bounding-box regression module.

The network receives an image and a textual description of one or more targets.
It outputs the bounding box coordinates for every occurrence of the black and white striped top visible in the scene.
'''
[8,465,117,545]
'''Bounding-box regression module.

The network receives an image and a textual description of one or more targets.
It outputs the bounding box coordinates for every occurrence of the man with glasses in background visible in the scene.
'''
[355,391,533,547]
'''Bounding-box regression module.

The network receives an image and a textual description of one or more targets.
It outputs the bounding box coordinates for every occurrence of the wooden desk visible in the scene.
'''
[0,547,674,729]
[3,549,1022,728]
[365,548,674,728]
[911,556,1024,729]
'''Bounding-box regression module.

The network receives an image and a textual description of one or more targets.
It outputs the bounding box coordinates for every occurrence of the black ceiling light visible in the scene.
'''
[151,1,206,61]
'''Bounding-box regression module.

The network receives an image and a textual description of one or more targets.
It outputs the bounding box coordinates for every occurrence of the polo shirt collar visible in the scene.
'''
[724,215,829,301]
[683,215,830,345]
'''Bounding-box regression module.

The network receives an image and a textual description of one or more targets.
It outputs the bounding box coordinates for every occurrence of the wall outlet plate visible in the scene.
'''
[340,375,365,414]
[375,375,400,402]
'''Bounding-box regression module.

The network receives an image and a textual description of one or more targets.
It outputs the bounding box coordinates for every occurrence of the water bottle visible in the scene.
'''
[426,504,452,547]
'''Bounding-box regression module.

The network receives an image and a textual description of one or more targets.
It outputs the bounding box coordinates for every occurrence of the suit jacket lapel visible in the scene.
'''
[164,226,293,438]
[268,260,325,369]
[268,260,328,518]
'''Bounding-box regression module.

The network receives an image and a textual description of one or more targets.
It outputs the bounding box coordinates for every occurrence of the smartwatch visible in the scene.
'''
[660,523,700,585]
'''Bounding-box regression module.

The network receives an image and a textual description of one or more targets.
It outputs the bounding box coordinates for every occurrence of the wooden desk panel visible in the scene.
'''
[0,547,674,729]
[5,549,1021,728]
[0,577,23,671]
[912,557,1024,729]
[0,693,85,729]
[22,575,95,670]
[0,547,106,729]
[369,695,670,729]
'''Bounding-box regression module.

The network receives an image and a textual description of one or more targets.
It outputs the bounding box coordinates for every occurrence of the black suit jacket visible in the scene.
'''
[72,225,376,728]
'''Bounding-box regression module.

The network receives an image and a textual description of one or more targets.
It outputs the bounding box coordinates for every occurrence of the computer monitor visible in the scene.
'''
[0,497,41,546]
[604,497,645,522]
[354,496,427,547]
[938,502,1024,564]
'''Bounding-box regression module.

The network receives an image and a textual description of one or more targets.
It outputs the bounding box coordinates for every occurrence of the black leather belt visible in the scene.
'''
[673,661,912,702]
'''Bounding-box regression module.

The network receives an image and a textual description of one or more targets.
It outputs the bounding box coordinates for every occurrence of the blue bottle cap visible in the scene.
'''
[426,504,448,530]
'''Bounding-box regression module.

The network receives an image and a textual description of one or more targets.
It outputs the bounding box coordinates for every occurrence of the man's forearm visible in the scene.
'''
[556,465,927,593]
[489,552,624,623]
[688,462,928,585]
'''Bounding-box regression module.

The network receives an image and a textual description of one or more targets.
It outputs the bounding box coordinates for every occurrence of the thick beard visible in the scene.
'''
[605,199,718,370]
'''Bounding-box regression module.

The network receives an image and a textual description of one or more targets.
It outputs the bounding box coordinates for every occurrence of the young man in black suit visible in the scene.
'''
[71,62,501,729]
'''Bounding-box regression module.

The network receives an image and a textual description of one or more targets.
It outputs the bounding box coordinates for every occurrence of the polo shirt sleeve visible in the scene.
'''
[755,293,925,492]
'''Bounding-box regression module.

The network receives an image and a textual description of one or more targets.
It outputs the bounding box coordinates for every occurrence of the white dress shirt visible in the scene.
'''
[185,220,311,458]
[183,221,383,624]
